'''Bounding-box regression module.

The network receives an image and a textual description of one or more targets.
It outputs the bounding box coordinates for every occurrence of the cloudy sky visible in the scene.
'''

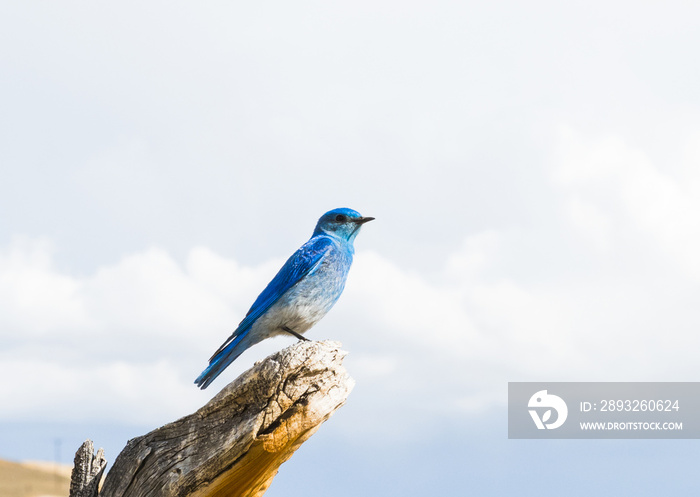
[2,1,700,495]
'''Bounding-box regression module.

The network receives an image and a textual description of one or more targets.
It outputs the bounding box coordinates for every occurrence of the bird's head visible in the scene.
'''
[313,208,374,242]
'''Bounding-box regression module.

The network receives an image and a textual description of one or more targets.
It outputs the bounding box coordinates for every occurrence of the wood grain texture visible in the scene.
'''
[71,340,353,497]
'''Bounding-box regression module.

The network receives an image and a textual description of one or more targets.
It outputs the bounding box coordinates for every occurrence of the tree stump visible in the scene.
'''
[70,440,107,497]
[69,340,354,497]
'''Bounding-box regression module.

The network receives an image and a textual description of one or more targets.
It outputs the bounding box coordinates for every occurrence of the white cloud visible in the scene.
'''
[565,195,613,253]
[2,236,523,425]
[350,250,480,354]
[444,230,500,278]
[0,358,198,424]
[555,125,700,277]
[0,236,91,335]
[0,239,285,424]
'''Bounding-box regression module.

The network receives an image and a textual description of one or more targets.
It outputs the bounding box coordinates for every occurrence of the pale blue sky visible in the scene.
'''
[2,1,700,495]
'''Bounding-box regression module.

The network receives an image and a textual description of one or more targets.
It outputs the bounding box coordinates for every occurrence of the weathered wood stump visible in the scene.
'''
[70,340,354,497]
[70,440,107,497]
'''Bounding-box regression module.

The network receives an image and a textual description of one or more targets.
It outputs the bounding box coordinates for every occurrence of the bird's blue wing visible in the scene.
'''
[207,235,335,362]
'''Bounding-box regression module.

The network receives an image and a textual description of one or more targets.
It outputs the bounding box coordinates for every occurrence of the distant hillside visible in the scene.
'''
[0,459,71,497]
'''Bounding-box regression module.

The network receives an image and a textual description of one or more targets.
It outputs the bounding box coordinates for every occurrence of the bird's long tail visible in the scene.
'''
[194,332,251,390]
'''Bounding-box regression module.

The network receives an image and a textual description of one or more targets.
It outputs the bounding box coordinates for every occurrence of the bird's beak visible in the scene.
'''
[354,216,375,225]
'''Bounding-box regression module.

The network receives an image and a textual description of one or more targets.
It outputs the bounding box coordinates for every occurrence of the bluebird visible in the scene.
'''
[195,207,374,389]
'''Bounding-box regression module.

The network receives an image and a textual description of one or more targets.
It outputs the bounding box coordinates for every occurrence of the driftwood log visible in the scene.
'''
[70,340,354,497]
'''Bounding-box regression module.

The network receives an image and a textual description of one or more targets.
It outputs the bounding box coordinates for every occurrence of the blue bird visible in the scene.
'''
[195,207,374,389]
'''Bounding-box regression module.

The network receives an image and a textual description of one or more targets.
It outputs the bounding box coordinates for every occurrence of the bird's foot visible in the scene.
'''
[282,326,310,342]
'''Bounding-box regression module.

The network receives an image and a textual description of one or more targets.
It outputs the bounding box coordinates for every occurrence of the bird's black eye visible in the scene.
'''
[335,214,346,222]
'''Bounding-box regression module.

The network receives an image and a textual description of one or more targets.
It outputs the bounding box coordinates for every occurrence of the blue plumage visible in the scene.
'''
[195,207,373,389]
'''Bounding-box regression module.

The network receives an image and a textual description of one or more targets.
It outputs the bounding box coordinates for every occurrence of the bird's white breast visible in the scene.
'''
[250,246,351,337]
